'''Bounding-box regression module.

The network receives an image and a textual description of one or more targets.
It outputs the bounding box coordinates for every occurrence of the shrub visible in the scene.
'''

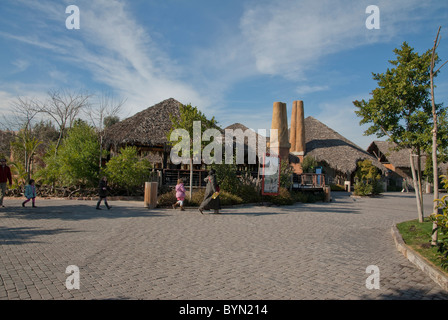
[354,181,373,196]
[219,191,244,206]
[157,189,177,207]
[330,184,345,191]
[432,175,448,269]
[301,155,318,173]
[189,189,205,207]
[104,146,152,195]
[236,183,262,203]
[353,159,382,196]
[291,191,324,203]
[266,187,295,205]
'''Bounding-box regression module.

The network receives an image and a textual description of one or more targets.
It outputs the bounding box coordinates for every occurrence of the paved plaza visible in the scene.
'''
[0,191,448,300]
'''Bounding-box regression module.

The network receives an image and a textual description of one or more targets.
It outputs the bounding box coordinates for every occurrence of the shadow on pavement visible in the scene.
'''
[0,226,80,245]
[362,286,448,300]
[0,203,169,221]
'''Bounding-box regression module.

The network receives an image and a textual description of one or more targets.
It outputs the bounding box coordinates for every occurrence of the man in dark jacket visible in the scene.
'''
[0,158,12,207]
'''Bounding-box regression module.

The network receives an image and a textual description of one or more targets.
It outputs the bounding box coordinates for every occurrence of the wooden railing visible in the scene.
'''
[293,174,326,189]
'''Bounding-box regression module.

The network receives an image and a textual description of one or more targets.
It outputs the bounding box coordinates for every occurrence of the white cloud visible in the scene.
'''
[314,94,380,150]
[296,85,329,95]
[0,0,208,117]
[239,0,445,79]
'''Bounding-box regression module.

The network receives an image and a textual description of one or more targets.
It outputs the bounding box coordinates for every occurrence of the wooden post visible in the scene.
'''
[323,186,331,202]
[144,181,158,209]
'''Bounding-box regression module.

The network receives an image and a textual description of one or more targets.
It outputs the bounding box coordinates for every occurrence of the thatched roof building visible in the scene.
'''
[102,98,182,168]
[367,140,448,177]
[303,116,385,180]
[104,98,181,149]
[367,141,424,169]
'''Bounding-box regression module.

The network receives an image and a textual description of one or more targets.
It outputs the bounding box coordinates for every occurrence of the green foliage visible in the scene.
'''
[353,42,441,154]
[8,161,27,189]
[291,191,325,203]
[353,159,382,196]
[36,143,60,185]
[432,175,448,269]
[237,183,262,203]
[58,120,100,186]
[330,184,345,191]
[354,181,373,197]
[266,187,295,205]
[104,146,152,195]
[37,120,100,187]
[167,103,220,159]
[103,115,120,128]
[279,160,293,189]
[301,155,318,173]
[10,129,42,180]
[210,162,240,194]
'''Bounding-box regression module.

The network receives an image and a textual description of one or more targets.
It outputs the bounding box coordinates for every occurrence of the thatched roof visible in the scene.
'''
[367,141,414,168]
[304,116,384,175]
[224,123,268,157]
[367,140,448,174]
[104,98,181,148]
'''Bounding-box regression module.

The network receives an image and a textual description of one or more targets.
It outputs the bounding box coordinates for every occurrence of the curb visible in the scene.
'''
[391,224,448,292]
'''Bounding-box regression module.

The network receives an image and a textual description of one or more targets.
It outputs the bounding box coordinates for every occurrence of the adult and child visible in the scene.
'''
[173,169,221,214]
[1,160,111,211]
[2,156,221,213]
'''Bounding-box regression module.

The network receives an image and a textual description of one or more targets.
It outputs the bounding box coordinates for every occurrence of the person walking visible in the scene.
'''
[96,176,111,210]
[401,177,409,193]
[198,169,221,214]
[0,158,12,208]
[172,178,186,211]
[22,179,37,208]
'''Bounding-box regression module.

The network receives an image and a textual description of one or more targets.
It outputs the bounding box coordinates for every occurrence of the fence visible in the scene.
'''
[293,173,326,189]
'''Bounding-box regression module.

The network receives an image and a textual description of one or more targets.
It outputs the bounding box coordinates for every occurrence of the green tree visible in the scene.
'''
[353,42,444,222]
[353,159,382,196]
[167,103,220,199]
[46,119,101,187]
[104,146,152,195]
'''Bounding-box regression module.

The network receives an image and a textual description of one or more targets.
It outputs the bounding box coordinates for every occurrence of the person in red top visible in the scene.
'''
[0,158,12,208]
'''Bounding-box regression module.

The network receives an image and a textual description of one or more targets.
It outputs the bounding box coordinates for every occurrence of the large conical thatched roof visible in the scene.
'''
[304,116,384,175]
[104,98,181,148]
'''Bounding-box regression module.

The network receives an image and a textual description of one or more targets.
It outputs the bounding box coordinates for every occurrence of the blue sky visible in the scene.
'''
[1,0,447,150]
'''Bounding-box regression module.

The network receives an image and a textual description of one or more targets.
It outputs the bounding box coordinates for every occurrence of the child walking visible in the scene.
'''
[172,178,186,211]
[22,179,37,208]
[96,176,111,210]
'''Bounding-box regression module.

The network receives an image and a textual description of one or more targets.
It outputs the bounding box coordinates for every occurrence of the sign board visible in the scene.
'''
[261,153,281,196]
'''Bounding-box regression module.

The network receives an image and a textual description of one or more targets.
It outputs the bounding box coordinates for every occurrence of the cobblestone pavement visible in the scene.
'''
[1,192,447,300]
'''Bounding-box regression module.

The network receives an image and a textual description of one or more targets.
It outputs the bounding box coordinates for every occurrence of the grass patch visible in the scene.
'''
[396,218,448,275]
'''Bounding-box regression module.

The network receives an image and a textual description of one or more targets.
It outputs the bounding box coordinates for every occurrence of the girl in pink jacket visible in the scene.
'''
[173,178,186,211]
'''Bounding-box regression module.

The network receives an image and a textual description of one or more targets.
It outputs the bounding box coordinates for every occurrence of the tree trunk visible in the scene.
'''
[189,157,193,200]
[417,148,423,207]
[99,135,103,171]
[430,27,440,246]
[410,151,424,222]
